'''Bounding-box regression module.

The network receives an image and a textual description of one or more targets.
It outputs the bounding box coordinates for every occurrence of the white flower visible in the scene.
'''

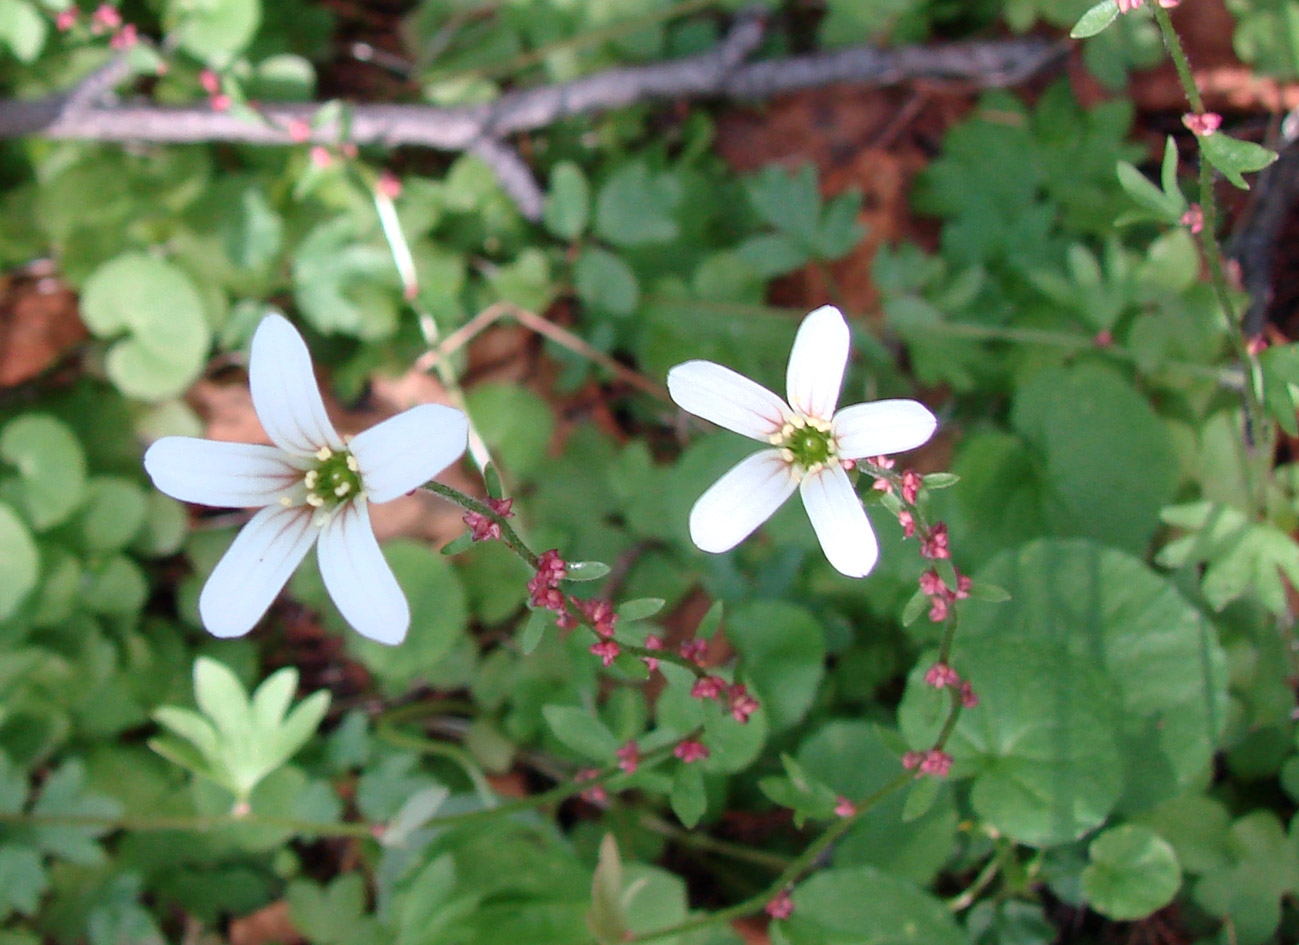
[143,314,468,644]
[667,305,936,577]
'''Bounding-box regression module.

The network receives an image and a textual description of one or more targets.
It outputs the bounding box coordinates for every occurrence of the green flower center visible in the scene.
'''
[774,417,837,474]
[303,447,363,509]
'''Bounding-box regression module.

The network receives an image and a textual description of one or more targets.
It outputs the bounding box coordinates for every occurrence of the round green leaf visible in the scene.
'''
[465,383,556,476]
[0,414,87,530]
[0,502,38,621]
[1082,825,1181,920]
[80,254,212,401]
[78,477,148,552]
[901,539,1228,845]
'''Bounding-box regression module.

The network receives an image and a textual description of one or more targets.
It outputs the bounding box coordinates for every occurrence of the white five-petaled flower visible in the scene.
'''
[143,314,468,644]
[667,305,936,577]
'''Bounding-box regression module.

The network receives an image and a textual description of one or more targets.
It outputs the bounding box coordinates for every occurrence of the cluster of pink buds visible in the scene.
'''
[869,455,896,493]
[923,660,979,708]
[287,119,311,143]
[920,522,950,560]
[1118,0,1181,11]
[575,598,619,665]
[55,7,77,31]
[673,738,709,763]
[919,567,970,622]
[464,497,514,543]
[528,550,574,628]
[1183,112,1222,137]
[679,638,708,664]
[834,796,856,818]
[1181,204,1204,234]
[765,890,794,920]
[688,674,761,723]
[615,741,639,774]
[902,748,953,778]
[901,470,923,505]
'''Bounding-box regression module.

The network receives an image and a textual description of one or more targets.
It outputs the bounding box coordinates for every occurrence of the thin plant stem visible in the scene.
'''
[1147,0,1271,512]
[422,479,541,569]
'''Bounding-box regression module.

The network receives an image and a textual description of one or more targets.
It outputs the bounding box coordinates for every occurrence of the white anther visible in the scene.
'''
[279,496,293,508]
[315,446,333,461]
[779,448,795,464]
[346,455,359,472]
[304,469,319,488]
[306,494,325,507]
[334,482,351,497]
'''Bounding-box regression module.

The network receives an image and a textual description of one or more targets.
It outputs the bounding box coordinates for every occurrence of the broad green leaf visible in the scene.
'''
[166,0,262,67]
[782,866,969,945]
[382,784,450,848]
[567,560,611,582]
[544,161,590,240]
[0,846,45,920]
[1012,363,1178,554]
[0,0,46,62]
[575,246,639,317]
[798,721,957,884]
[616,598,665,622]
[80,254,211,401]
[78,477,147,552]
[725,601,825,732]
[465,382,556,476]
[902,539,1228,845]
[595,163,679,246]
[0,502,38,621]
[1082,824,1181,920]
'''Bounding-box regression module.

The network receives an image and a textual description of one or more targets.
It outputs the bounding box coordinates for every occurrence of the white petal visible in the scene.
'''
[833,400,937,459]
[800,464,878,578]
[144,438,299,509]
[688,449,797,553]
[199,505,318,638]
[249,313,345,459]
[317,499,409,645]
[786,305,849,422]
[667,360,790,441]
[349,404,469,504]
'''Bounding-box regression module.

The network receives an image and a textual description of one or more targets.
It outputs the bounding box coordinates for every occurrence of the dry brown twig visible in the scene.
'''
[0,11,1064,219]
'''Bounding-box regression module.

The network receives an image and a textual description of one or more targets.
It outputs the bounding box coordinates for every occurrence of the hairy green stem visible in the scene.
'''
[422,479,541,568]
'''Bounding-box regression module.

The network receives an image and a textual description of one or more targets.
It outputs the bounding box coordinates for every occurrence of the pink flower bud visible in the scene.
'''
[378,172,402,199]
[1181,204,1204,234]
[834,796,856,817]
[92,4,122,30]
[924,662,960,690]
[765,891,793,920]
[55,9,77,31]
[690,675,724,700]
[589,639,620,667]
[309,146,333,168]
[673,739,709,763]
[288,119,311,143]
[1183,112,1222,136]
[615,741,640,774]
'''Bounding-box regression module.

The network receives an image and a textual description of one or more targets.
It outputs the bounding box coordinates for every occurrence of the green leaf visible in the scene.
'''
[465,382,556,477]
[1200,132,1278,189]
[617,598,665,622]
[165,0,262,67]
[670,763,706,828]
[543,705,618,760]
[726,601,825,732]
[575,247,640,317]
[595,163,680,246]
[901,539,1228,845]
[544,161,590,240]
[0,502,38,621]
[785,866,968,945]
[1082,824,1182,920]
[520,607,550,655]
[1260,342,1299,436]
[0,0,46,63]
[382,784,450,848]
[1070,1,1119,39]
[587,834,629,945]
[0,846,45,920]
[567,560,611,582]
[80,254,212,401]
[440,530,475,556]
[78,477,147,551]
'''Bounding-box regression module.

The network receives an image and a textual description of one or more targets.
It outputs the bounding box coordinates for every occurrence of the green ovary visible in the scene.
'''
[781,422,836,471]
[304,448,363,508]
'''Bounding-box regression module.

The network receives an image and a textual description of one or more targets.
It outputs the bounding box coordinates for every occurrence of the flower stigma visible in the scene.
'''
[771,416,837,478]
